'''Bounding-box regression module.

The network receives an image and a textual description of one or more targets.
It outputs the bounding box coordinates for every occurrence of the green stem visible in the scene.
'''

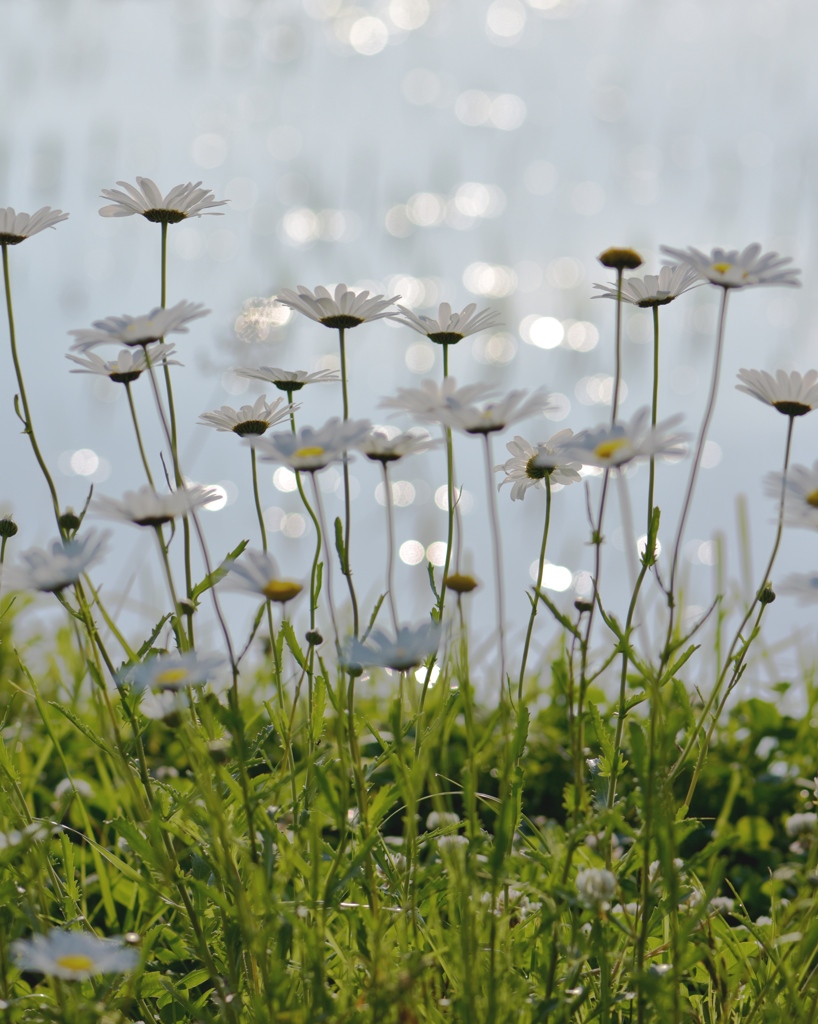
[610,267,624,426]
[483,434,506,705]
[153,527,188,651]
[250,447,267,553]
[287,393,321,633]
[382,463,400,632]
[647,305,660,526]
[337,326,360,635]
[125,381,155,487]
[518,476,551,704]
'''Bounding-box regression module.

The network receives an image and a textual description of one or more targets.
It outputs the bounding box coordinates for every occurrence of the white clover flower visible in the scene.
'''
[68,300,210,353]
[125,651,224,692]
[0,206,69,245]
[66,343,181,383]
[565,408,687,469]
[593,264,702,307]
[765,461,818,529]
[576,867,617,906]
[12,929,138,980]
[426,811,460,831]
[611,902,640,916]
[360,427,439,463]
[785,812,818,838]
[660,243,801,289]
[276,284,399,329]
[234,366,340,391]
[198,395,297,437]
[779,573,818,603]
[495,431,582,501]
[391,301,501,345]
[221,549,303,604]
[99,177,227,222]
[736,369,818,417]
[93,485,219,527]
[437,834,468,852]
[252,417,372,473]
[2,531,109,593]
[648,857,685,883]
[343,623,441,672]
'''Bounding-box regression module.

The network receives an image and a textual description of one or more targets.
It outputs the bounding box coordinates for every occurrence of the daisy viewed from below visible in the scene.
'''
[93,485,220,527]
[565,408,687,468]
[99,177,227,222]
[593,265,702,307]
[12,929,138,980]
[660,243,801,289]
[234,366,340,391]
[361,426,438,463]
[276,284,399,329]
[221,549,303,604]
[198,395,298,436]
[391,301,501,345]
[779,572,818,604]
[344,623,441,672]
[495,431,582,501]
[736,369,818,417]
[383,378,551,435]
[252,418,372,473]
[0,206,69,245]
[765,461,818,529]
[69,301,209,352]
[125,651,224,692]
[1,530,109,593]
[66,343,181,384]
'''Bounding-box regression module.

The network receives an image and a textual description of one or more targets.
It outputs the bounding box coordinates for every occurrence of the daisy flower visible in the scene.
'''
[140,688,191,720]
[391,301,501,346]
[779,572,818,604]
[66,343,181,384]
[125,651,224,692]
[660,243,801,289]
[736,369,818,417]
[593,265,702,308]
[198,395,298,436]
[382,378,551,435]
[565,408,687,468]
[234,366,340,392]
[221,549,303,603]
[343,623,441,672]
[69,301,209,352]
[381,377,495,422]
[495,431,582,501]
[2,531,109,593]
[276,284,399,329]
[13,930,138,980]
[765,460,818,529]
[93,485,219,527]
[361,427,438,463]
[0,206,69,245]
[99,177,227,222]
[252,417,372,473]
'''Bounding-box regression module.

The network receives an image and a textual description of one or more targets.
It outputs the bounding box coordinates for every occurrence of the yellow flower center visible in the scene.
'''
[262,580,303,603]
[155,668,189,686]
[56,954,96,972]
[806,490,818,508]
[711,262,732,274]
[594,438,629,460]
[294,446,325,458]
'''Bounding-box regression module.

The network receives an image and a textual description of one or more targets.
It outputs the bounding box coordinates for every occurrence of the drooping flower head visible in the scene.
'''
[343,623,441,672]
[93,485,220,527]
[0,207,69,245]
[495,430,582,501]
[221,549,303,603]
[66,343,181,384]
[12,929,138,980]
[391,301,501,346]
[736,369,818,418]
[234,366,340,392]
[69,301,210,353]
[660,243,801,289]
[198,395,298,437]
[252,417,372,473]
[276,284,399,329]
[99,177,227,222]
[593,265,702,308]
[1,530,109,593]
[124,651,224,692]
[765,460,818,529]
[360,427,439,463]
[565,408,687,468]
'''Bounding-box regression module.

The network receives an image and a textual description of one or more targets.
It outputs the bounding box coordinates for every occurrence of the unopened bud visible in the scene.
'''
[574,599,593,614]
[444,573,478,594]
[759,582,776,605]
[305,629,323,646]
[0,516,18,539]
[58,511,81,533]
[598,247,643,271]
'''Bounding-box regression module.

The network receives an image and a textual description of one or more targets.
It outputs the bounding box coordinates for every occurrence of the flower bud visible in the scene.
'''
[444,573,478,594]
[58,510,81,534]
[0,516,18,539]
[759,582,776,605]
[305,629,323,646]
[598,247,643,271]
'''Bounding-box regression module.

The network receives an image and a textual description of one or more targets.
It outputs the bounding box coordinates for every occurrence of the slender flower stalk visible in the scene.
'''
[124,383,155,487]
[611,266,624,426]
[519,477,551,703]
[482,434,507,703]
[380,463,400,632]
[336,326,360,636]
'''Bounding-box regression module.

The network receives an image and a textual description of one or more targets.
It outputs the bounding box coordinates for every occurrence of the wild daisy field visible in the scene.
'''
[1,181,817,1024]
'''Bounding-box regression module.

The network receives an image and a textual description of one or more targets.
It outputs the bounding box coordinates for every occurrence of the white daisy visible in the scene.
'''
[576,868,617,907]
[565,408,687,468]
[360,427,438,463]
[221,549,303,603]
[779,572,818,604]
[495,431,582,501]
[198,395,298,436]
[12,929,138,980]
[93,485,219,527]
[234,366,340,392]
[276,284,399,329]
[252,417,372,473]
[66,343,181,383]
[736,369,818,417]
[125,651,224,692]
[381,377,495,421]
[765,460,818,529]
[660,243,801,289]
[139,688,191,720]
[593,265,702,308]
[0,206,69,245]
[2,531,109,593]
[391,301,501,345]
[69,301,209,353]
[344,623,441,672]
[99,177,227,222]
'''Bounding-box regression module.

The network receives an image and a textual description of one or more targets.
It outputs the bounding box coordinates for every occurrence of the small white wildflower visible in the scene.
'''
[0,206,69,244]
[12,929,138,980]
[426,811,460,831]
[54,778,93,799]
[99,177,227,221]
[576,868,617,906]
[785,812,818,838]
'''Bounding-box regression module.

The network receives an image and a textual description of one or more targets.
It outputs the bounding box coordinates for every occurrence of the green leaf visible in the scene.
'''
[190,539,248,602]
[136,613,172,659]
[280,620,307,670]
[361,594,385,642]
[734,815,774,851]
[48,701,114,756]
[427,560,440,602]
[334,516,348,575]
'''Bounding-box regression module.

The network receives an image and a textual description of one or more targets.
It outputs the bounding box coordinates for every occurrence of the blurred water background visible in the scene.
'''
[2,0,816,698]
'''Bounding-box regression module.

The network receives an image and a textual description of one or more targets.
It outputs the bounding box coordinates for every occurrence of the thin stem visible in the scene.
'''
[610,267,624,426]
[125,382,155,487]
[2,244,63,535]
[153,527,188,651]
[483,434,506,704]
[518,476,551,704]
[250,447,267,553]
[311,477,341,649]
[647,305,660,527]
[286,393,322,633]
[381,463,400,632]
[337,326,360,635]
[438,343,456,616]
